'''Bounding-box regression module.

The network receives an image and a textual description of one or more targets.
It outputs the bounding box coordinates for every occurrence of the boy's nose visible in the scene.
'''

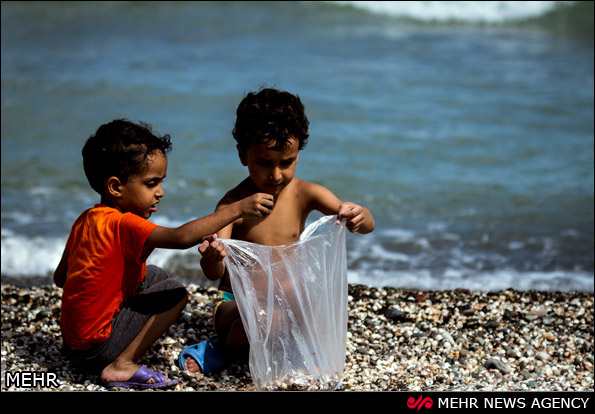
[270,167,282,181]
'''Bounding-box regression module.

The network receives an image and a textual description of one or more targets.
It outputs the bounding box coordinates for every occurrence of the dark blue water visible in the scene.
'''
[2,1,593,291]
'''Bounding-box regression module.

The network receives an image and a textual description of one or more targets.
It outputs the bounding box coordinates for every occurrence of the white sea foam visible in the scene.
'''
[2,232,592,292]
[325,1,571,23]
[0,233,198,278]
[348,269,594,293]
[1,234,67,277]
[368,244,410,263]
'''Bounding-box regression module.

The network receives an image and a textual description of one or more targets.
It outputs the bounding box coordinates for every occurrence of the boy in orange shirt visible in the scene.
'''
[54,119,273,389]
[178,88,375,376]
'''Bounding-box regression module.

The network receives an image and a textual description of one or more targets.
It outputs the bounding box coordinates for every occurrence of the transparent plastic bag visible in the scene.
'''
[219,215,348,390]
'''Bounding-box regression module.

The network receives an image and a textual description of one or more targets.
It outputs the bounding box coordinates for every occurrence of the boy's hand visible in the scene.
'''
[198,234,226,263]
[338,202,368,233]
[241,192,275,218]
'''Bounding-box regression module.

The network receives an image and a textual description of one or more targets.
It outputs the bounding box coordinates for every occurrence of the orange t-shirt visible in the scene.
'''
[60,205,158,350]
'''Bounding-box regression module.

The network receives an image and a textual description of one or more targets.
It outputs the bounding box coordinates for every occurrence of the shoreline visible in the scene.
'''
[1,282,593,391]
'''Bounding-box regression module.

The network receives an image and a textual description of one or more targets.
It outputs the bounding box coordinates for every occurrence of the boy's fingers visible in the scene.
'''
[200,234,217,243]
[258,193,274,215]
[263,196,274,208]
[338,206,355,219]
[198,240,209,254]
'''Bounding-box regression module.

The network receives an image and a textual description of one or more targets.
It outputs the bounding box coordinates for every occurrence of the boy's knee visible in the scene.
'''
[135,280,188,314]
[179,288,189,306]
[145,265,170,285]
[172,284,189,305]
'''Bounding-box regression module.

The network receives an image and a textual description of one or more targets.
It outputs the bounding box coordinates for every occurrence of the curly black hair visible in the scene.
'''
[233,88,309,153]
[82,119,172,195]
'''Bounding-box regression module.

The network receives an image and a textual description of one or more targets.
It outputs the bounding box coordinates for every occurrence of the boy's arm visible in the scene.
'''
[198,235,227,281]
[53,248,68,288]
[306,181,375,234]
[338,201,375,234]
[144,192,273,251]
[198,219,233,281]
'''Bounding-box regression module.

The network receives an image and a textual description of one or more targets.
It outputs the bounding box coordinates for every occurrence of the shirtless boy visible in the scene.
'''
[179,88,375,375]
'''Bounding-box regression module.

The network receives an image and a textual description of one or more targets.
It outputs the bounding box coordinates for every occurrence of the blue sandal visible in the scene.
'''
[178,338,224,375]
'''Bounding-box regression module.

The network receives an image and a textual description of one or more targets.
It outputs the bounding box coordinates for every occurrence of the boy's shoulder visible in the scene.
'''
[217,178,324,206]
[76,204,152,228]
[217,178,318,218]
[217,178,252,208]
[292,178,333,197]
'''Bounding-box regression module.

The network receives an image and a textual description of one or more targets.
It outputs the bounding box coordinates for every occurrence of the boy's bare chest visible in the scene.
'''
[233,195,307,246]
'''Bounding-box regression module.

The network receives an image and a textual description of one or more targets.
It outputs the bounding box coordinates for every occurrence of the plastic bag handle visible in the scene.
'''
[298,215,342,241]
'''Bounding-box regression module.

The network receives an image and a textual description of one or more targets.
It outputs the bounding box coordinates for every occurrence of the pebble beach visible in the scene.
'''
[1,282,593,392]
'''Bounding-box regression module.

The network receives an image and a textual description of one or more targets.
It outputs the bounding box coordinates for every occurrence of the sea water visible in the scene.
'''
[1,1,593,292]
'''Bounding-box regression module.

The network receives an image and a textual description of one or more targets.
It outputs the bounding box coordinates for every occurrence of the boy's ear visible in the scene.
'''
[236,145,248,166]
[105,176,123,198]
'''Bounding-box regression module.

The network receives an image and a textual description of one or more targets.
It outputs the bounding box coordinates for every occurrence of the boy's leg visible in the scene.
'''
[183,300,248,373]
[215,300,249,350]
[98,267,188,383]
[100,292,187,383]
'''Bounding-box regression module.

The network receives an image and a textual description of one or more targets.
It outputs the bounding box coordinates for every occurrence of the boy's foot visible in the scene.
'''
[102,364,178,389]
[184,355,201,373]
[101,362,141,384]
[178,338,224,375]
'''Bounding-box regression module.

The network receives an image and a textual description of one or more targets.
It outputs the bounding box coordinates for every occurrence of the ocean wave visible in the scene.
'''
[2,232,592,292]
[323,1,578,24]
[349,268,594,293]
[1,234,67,277]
